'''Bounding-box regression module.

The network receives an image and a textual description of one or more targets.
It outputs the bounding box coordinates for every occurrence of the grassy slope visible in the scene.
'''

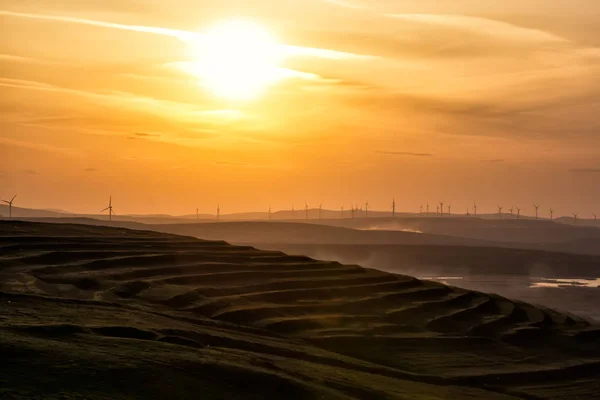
[1,221,600,399]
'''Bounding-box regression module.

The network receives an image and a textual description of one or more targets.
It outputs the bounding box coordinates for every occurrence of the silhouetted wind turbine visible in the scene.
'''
[534,204,540,220]
[101,196,114,222]
[473,202,477,216]
[305,202,309,220]
[549,209,554,220]
[509,207,514,217]
[466,208,470,217]
[436,205,439,215]
[516,207,521,219]
[593,213,597,221]
[498,205,503,219]
[340,206,344,218]
[217,205,220,221]
[351,205,356,219]
[268,205,272,220]
[419,205,423,215]
[392,198,396,217]
[365,201,369,218]
[196,207,199,221]
[447,205,451,216]
[2,194,17,219]
[439,201,444,217]
[426,204,430,214]
[573,212,579,225]
[319,202,323,220]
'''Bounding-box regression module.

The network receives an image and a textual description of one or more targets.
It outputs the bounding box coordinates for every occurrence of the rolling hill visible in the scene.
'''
[1,221,599,399]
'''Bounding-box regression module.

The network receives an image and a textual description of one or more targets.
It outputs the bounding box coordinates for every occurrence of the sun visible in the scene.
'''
[191,20,282,100]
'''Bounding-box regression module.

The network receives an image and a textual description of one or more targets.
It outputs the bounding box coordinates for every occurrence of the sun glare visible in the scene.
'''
[191,20,282,100]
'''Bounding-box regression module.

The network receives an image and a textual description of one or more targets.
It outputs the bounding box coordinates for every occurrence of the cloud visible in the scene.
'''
[0,78,224,124]
[215,161,245,166]
[375,151,433,157]
[134,132,161,137]
[0,137,79,156]
[322,0,367,10]
[283,45,377,60]
[482,159,505,163]
[570,168,600,173]
[0,54,41,63]
[384,14,567,44]
[0,10,197,41]
[0,10,373,61]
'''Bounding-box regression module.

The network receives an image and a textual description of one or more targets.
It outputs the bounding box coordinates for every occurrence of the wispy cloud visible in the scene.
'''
[0,10,197,40]
[134,132,161,137]
[375,151,433,157]
[283,45,377,60]
[322,0,367,10]
[385,14,567,43]
[570,168,600,173]
[482,159,505,163]
[0,53,65,65]
[1,10,373,61]
[0,78,225,123]
[0,137,79,156]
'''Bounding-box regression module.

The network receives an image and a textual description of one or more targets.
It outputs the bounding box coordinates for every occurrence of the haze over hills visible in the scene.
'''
[4,204,600,227]
[9,208,600,256]
[2,221,600,399]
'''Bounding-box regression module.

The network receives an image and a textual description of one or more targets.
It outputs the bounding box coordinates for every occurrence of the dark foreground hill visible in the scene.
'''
[1,221,600,399]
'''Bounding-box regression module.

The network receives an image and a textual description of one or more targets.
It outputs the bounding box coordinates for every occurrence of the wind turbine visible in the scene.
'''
[549,209,554,220]
[509,207,514,217]
[319,202,323,220]
[392,198,396,217]
[447,204,451,216]
[268,205,272,220]
[2,194,17,219]
[498,205,503,219]
[466,208,470,217]
[420,205,423,215]
[351,205,356,219]
[473,202,477,216]
[439,201,444,217]
[305,202,309,220]
[426,204,430,214]
[365,201,369,218]
[196,207,199,221]
[217,205,221,221]
[534,204,540,220]
[593,213,597,221]
[516,207,521,220]
[101,196,114,222]
[340,206,344,218]
[573,212,579,225]
[436,205,439,215]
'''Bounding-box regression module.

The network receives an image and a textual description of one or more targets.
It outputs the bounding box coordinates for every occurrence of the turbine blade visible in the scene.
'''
[101,207,109,212]
[11,194,17,202]
[1,200,9,204]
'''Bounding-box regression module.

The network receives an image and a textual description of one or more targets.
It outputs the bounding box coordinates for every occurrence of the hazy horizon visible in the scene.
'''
[2,0,600,215]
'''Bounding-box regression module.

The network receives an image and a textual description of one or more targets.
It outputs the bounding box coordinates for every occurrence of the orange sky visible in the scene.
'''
[1,0,600,216]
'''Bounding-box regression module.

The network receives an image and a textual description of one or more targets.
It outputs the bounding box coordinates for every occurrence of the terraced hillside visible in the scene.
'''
[1,221,600,399]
